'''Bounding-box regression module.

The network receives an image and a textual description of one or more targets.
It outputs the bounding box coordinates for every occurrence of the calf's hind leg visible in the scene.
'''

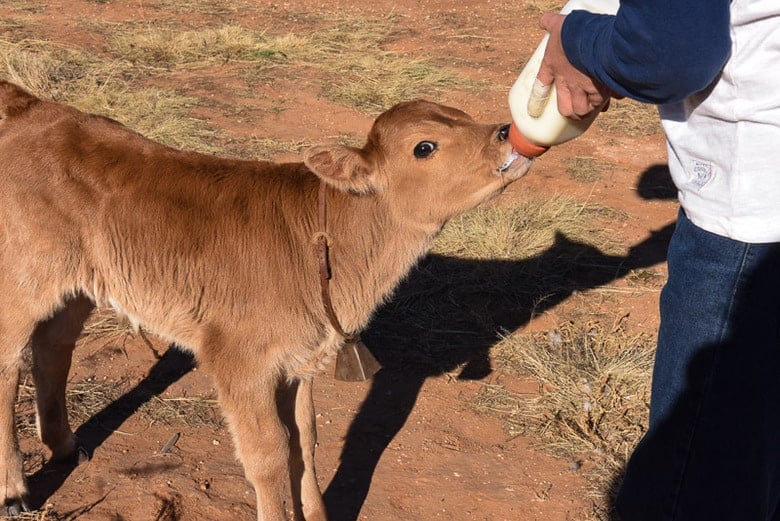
[0,358,26,515]
[30,295,94,462]
[279,378,326,521]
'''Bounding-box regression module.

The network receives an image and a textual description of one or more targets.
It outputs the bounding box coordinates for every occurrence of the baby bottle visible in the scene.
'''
[508,0,620,157]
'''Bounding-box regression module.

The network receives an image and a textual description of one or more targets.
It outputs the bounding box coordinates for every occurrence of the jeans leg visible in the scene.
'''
[615,210,780,521]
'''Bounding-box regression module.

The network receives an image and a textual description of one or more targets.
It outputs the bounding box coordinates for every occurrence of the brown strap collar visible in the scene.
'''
[313,181,382,381]
[313,180,355,341]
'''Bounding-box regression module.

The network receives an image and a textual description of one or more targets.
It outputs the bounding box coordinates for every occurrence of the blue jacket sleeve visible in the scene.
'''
[561,0,732,105]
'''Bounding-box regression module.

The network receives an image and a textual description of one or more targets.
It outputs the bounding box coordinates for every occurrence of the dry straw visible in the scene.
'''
[483,321,654,517]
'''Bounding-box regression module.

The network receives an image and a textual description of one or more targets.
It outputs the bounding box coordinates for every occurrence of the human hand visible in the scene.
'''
[532,13,612,120]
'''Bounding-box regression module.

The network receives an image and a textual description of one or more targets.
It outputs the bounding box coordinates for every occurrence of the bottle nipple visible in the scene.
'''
[508,123,549,158]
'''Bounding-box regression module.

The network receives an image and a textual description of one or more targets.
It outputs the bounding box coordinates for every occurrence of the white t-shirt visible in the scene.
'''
[659,0,780,243]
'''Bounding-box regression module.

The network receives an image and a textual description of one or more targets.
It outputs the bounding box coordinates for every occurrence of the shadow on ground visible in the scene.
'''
[26,347,195,511]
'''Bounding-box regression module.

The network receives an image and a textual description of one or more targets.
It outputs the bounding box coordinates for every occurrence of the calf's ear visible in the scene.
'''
[304,145,377,194]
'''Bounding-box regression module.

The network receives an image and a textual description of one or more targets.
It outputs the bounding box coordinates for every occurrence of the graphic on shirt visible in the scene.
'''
[691,159,714,190]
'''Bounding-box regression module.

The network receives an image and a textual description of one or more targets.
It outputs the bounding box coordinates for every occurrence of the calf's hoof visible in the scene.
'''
[50,436,90,466]
[3,497,30,517]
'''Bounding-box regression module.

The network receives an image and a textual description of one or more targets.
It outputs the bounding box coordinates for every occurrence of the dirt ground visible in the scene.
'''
[1,1,677,520]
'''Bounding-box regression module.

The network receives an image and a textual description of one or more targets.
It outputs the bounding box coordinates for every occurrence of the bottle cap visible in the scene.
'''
[508,123,549,158]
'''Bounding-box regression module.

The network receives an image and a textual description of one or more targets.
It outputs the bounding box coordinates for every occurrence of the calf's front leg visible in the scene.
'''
[216,372,291,521]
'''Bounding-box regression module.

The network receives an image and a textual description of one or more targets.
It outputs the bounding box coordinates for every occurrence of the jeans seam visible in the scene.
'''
[666,244,752,521]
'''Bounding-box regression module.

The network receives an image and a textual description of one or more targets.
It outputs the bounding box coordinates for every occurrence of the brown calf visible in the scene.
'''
[0,79,531,520]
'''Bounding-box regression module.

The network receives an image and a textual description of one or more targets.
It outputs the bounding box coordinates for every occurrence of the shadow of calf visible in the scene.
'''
[26,347,195,510]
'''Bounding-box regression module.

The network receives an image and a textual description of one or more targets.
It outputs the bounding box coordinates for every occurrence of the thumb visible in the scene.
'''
[527,78,552,118]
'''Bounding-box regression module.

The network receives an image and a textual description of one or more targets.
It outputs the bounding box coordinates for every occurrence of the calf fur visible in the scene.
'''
[0,79,531,520]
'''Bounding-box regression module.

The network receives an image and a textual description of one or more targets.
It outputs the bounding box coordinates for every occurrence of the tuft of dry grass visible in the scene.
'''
[145,0,251,15]
[107,24,300,69]
[14,307,223,442]
[565,156,617,184]
[0,39,96,97]
[522,0,565,14]
[0,18,32,31]
[15,371,222,439]
[626,268,664,289]
[480,320,654,514]
[433,195,624,262]
[322,57,463,114]
[306,16,472,112]
[141,394,222,429]
[15,378,122,438]
[599,98,662,136]
[238,137,310,160]
[8,505,64,521]
[0,39,218,152]
[102,17,471,114]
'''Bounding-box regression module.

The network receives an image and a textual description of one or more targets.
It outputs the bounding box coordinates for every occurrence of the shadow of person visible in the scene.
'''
[26,346,195,509]
[605,241,780,520]
[325,195,676,518]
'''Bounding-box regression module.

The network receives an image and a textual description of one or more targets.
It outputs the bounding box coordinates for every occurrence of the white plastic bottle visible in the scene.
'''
[508,0,620,157]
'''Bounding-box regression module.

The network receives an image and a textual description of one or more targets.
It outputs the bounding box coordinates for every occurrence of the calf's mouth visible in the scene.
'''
[498,151,522,173]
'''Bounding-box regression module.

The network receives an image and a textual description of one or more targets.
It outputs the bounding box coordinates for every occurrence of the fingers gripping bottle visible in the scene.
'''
[508,0,620,157]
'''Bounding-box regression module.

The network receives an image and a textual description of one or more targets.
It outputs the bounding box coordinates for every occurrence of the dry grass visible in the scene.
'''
[566,156,617,184]
[0,18,32,31]
[480,321,654,516]
[15,378,121,438]
[626,268,664,289]
[0,39,218,152]
[0,39,96,97]
[107,24,300,69]
[599,98,662,136]
[8,506,62,521]
[14,308,223,443]
[81,308,137,345]
[102,17,470,114]
[15,370,222,439]
[307,16,472,112]
[522,0,565,14]
[144,0,252,15]
[434,194,624,261]
[239,137,310,160]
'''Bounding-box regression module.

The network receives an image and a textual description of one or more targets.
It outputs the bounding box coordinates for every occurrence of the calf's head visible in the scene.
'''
[304,100,531,229]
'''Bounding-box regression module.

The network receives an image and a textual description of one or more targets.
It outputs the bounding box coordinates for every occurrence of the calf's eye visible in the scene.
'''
[413,141,437,159]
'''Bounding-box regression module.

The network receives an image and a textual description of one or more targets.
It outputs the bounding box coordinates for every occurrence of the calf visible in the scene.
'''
[0,79,531,520]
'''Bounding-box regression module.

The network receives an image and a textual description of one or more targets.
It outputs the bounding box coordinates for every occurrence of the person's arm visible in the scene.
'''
[535,0,731,117]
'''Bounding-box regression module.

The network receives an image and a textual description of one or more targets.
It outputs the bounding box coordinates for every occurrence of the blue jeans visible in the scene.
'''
[615,210,780,521]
